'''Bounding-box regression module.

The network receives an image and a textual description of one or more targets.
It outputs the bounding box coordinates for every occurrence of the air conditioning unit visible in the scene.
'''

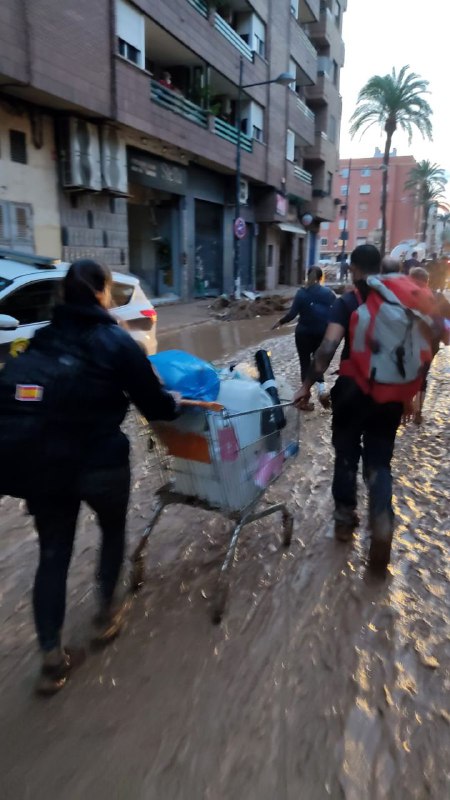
[59,117,102,191]
[101,125,128,195]
[239,179,249,205]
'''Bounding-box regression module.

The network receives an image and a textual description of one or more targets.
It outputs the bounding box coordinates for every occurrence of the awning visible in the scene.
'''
[276,223,307,236]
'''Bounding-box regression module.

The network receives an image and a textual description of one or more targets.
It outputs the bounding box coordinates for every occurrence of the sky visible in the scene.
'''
[339,0,450,203]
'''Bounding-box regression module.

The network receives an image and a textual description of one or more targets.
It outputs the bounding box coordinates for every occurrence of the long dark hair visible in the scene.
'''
[63,259,112,306]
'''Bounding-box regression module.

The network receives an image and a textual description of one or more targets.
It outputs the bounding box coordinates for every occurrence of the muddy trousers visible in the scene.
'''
[295,331,324,383]
[330,378,402,522]
[30,466,130,652]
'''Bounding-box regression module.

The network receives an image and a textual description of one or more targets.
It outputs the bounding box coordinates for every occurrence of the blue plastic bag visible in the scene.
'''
[149,350,220,402]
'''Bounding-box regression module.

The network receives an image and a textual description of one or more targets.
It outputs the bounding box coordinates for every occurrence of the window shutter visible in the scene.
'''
[11,203,35,252]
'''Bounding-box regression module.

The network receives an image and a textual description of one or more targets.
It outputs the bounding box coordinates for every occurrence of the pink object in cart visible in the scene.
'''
[254,452,284,488]
[218,426,240,462]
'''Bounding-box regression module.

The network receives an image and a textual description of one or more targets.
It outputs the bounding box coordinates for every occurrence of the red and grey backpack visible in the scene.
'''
[340,274,436,403]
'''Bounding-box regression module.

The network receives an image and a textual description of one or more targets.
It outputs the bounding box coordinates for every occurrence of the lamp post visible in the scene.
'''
[339,158,352,264]
[234,57,294,299]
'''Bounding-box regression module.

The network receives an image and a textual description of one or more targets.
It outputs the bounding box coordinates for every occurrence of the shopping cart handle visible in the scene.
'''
[180,399,224,412]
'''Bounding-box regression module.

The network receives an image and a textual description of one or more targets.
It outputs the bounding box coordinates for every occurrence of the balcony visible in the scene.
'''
[305,72,340,107]
[151,80,208,128]
[186,0,208,17]
[286,163,313,201]
[294,166,313,184]
[290,18,317,85]
[214,13,254,62]
[290,0,320,24]
[306,6,345,64]
[288,91,315,146]
[213,117,253,152]
[305,129,336,163]
[307,193,337,222]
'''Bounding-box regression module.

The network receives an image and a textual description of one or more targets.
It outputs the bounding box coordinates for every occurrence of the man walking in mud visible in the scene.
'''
[294,245,405,571]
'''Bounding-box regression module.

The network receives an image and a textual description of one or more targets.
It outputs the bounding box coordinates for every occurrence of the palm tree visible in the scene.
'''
[405,160,447,243]
[350,66,433,256]
[437,209,450,250]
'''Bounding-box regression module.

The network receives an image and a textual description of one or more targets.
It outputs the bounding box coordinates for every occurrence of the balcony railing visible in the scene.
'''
[297,98,315,122]
[151,80,208,128]
[214,13,253,61]
[294,166,313,184]
[186,0,208,17]
[213,118,253,152]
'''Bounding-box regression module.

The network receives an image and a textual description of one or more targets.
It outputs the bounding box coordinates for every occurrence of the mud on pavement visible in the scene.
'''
[0,335,449,800]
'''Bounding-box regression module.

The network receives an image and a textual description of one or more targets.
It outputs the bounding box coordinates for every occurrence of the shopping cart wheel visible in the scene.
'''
[130,555,145,592]
[282,513,294,548]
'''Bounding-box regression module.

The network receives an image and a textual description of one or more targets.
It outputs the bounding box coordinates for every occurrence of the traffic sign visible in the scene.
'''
[234,217,247,239]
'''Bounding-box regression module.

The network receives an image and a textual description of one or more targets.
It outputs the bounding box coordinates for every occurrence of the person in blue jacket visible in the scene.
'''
[273,267,336,409]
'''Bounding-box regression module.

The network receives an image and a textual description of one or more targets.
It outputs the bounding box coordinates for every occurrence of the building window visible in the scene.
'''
[356,237,367,245]
[9,130,27,164]
[236,13,266,58]
[341,168,349,178]
[320,237,328,246]
[242,101,264,142]
[267,244,274,267]
[359,184,371,194]
[328,115,337,144]
[289,58,298,92]
[321,222,330,230]
[286,130,295,162]
[118,38,141,65]
[338,219,346,231]
[115,0,144,68]
[0,200,34,250]
[327,172,333,195]
[361,168,371,177]
[334,0,341,27]
[290,0,299,16]
[333,60,339,87]
[357,219,369,229]
[359,202,368,212]
[341,185,348,195]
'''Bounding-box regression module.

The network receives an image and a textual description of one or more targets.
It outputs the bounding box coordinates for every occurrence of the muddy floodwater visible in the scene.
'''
[0,326,449,800]
[158,314,288,363]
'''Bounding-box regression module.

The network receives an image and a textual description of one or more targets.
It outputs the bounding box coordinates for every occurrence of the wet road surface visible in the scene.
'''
[0,327,449,799]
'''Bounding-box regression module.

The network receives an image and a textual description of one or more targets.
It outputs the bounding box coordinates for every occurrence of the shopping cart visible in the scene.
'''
[130,399,300,623]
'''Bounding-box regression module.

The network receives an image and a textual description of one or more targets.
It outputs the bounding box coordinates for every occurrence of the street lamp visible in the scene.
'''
[233,56,294,298]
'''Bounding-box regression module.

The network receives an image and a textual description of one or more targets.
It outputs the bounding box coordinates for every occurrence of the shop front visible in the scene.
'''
[127,148,187,300]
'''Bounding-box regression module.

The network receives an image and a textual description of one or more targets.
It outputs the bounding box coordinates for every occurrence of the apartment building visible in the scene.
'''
[321,151,423,258]
[0,0,346,299]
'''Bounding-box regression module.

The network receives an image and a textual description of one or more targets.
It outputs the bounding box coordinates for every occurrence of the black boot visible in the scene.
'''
[334,506,359,542]
[369,511,394,572]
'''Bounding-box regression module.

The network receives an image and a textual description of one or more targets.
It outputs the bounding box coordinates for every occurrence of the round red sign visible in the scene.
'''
[234,217,247,239]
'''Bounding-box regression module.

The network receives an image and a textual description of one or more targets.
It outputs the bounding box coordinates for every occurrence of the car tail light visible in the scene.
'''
[140,309,157,321]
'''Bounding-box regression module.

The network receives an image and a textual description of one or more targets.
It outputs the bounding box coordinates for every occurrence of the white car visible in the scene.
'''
[0,250,158,363]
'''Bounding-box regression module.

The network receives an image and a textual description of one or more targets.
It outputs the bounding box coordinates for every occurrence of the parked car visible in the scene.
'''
[0,250,158,364]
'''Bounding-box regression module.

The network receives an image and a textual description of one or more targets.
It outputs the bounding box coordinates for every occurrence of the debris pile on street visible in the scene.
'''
[210,293,289,321]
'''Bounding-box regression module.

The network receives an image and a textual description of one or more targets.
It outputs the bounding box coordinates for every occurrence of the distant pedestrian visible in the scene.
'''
[403,250,420,274]
[409,265,450,423]
[339,256,349,281]
[273,267,336,409]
